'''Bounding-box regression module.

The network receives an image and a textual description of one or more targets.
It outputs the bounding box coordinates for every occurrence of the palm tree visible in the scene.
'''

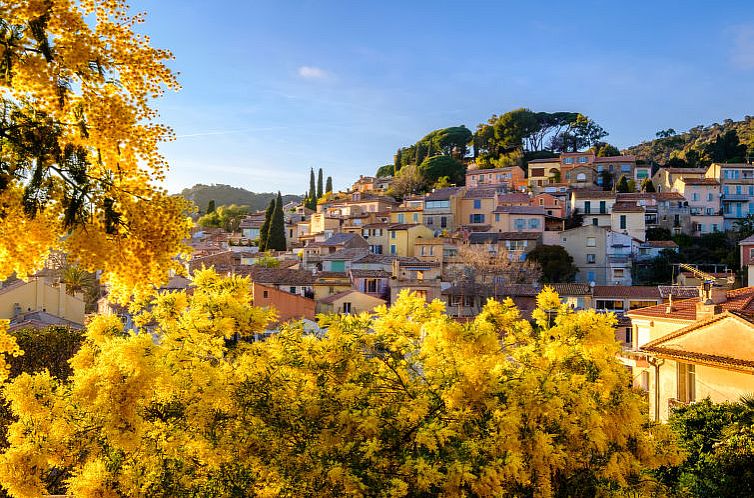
[59,265,96,296]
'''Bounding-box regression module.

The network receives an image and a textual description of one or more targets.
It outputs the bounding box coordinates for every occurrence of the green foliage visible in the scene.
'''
[616,175,630,193]
[656,397,754,497]
[325,176,333,193]
[197,204,249,233]
[642,178,656,192]
[734,214,754,240]
[308,168,316,208]
[599,170,614,190]
[564,208,584,230]
[593,142,621,157]
[265,192,286,251]
[394,126,472,171]
[633,249,680,285]
[254,253,280,268]
[419,155,466,185]
[180,184,299,213]
[646,227,672,241]
[317,168,323,199]
[258,199,275,252]
[671,232,739,269]
[526,245,578,283]
[375,164,394,177]
[206,199,216,214]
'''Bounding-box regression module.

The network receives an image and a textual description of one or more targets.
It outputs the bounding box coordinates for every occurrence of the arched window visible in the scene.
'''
[576,173,587,181]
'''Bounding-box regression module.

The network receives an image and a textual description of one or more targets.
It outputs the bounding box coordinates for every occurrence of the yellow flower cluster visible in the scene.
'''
[0,0,190,299]
[0,275,682,497]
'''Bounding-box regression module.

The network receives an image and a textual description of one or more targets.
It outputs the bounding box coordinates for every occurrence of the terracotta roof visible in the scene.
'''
[681,178,720,186]
[593,285,660,299]
[464,187,498,199]
[593,155,636,163]
[321,248,371,261]
[9,310,85,331]
[388,223,423,230]
[641,311,754,371]
[628,286,754,321]
[242,267,315,285]
[527,158,561,164]
[442,283,541,297]
[572,189,616,199]
[315,272,349,279]
[740,234,754,245]
[660,168,706,174]
[656,192,686,201]
[612,202,644,213]
[362,222,391,229]
[550,283,591,296]
[349,269,391,279]
[497,193,531,204]
[657,286,699,299]
[319,289,385,305]
[320,233,365,246]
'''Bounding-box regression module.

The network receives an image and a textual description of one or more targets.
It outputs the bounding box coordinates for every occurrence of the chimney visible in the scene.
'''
[665,293,674,314]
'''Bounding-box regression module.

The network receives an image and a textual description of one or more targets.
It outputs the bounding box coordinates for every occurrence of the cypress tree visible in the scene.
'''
[317,168,323,199]
[266,192,286,251]
[309,168,316,200]
[394,148,402,172]
[616,175,630,193]
[258,198,275,251]
[326,176,333,193]
[206,199,216,214]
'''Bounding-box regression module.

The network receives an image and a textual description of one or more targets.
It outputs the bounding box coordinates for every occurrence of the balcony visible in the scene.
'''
[722,194,750,202]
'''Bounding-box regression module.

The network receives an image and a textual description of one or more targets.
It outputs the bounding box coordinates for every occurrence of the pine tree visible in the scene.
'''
[326,176,333,193]
[308,168,317,210]
[206,200,216,214]
[317,168,324,199]
[266,192,286,251]
[616,175,630,193]
[394,148,402,173]
[258,199,275,251]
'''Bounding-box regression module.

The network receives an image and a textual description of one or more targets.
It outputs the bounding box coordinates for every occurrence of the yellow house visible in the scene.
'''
[317,289,386,314]
[0,278,86,326]
[386,223,434,257]
[459,187,497,228]
[389,207,423,224]
[610,202,646,241]
[626,286,754,421]
[489,206,546,232]
[312,271,353,302]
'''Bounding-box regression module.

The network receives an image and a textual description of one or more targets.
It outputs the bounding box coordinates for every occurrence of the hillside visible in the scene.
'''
[180,184,301,213]
[624,116,754,166]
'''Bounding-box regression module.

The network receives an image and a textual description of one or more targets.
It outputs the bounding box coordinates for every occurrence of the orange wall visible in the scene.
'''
[252,282,315,324]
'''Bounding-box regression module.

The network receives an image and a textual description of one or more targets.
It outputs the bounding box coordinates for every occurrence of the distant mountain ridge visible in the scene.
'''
[180,184,301,213]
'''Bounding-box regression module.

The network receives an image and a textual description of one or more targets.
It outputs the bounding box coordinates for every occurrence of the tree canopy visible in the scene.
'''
[419,155,466,185]
[526,245,578,283]
[0,274,681,497]
[196,204,249,233]
[0,0,193,302]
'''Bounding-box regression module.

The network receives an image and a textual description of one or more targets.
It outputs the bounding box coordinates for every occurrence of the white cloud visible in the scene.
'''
[297,65,329,80]
[729,25,754,70]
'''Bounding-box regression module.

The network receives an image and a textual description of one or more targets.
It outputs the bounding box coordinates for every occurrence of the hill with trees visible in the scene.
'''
[179,184,301,213]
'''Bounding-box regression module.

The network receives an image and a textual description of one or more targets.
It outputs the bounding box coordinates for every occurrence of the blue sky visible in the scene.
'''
[132,0,754,195]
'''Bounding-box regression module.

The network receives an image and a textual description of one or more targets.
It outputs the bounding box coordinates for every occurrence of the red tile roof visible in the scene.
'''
[628,286,754,321]
[593,285,660,299]
[593,155,636,163]
[612,202,644,213]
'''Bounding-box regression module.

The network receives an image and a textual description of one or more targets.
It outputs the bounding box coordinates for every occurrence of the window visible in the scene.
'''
[426,216,434,226]
[539,198,544,206]
[532,168,545,177]
[495,213,500,222]
[390,231,396,239]
[620,215,627,229]
[692,192,699,201]
[737,185,743,195]
[366,279,378,293]
[429,246,434,256]
[587,271,596,283]
[528,218,540,229]
[712,224,719,232]
[369,244,383,254]
[420,246,426,256]
[584,201,591,214]
[440,217,447,228]
[289,286,297,294]
[592,218,599,226]
[576,173,587,181]
[578,156,588,163]
[586,237,596,247]
[397,213,405,223]
[473,199,482,209]
[613,268,625,279]
[677,363,696,403]
[599,201,606,214]
[262,290,268,298]
[749,248,754,259]
[425,200,450,209]
[514,218,526,230]
[564,157,574,164]
[587,253,596,264]
[708,193,714,201]
[342,302,352,314]
[390,245,396,254]
[624,327,632,344]
[621,164,631,172]
[413,213,419,222]
[470,214,485,223]
[596,299,625,311]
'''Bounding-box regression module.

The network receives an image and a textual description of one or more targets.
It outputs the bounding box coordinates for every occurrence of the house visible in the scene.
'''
[251,282,316,324]
[386,223,434,257]
[242,267,315,297]
[570,189,615,228]
[626,285,754,421]
[318,248,371,273]
[305,232,369,256]
[459,187,497,230]
[351,175,392,193]
[361,222,390,255]
[564,165,599,188]
[0,278,86,327]
[422,187,465,233]
[349,268,391,300]
[652,167,707,192]
[671,177,722,235]
[610,202,646,241]
[317,289,386,315]
[442,283,540,320]
[559,225,634,285]
[467,232,542,261]
[527,158,561,188]
[593,155,639,187]
[389,206,423,224]
[239,213,266,241]
[592,285,662,315]
[530,193,565,218]
[390,259,442,303]
[465,165,526,190]
[490,206,546,233]
[705,163,754,230]
[312,271,353,302]
[560,152,595,179]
